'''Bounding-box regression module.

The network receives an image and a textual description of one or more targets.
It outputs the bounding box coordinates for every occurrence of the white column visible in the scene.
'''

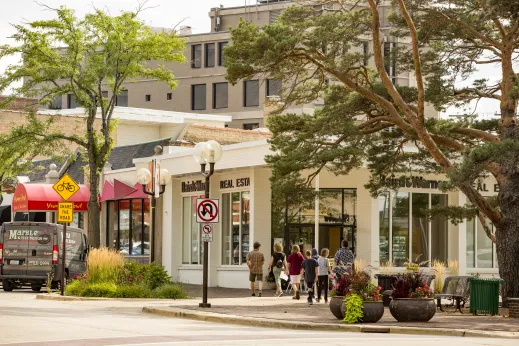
[314,173,320,250]
[458,192,467,275]
[161,180,173,275]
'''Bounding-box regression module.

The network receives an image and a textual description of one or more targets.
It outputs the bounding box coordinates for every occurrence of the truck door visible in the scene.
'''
[1,224,31,276]
[26,224,54,277]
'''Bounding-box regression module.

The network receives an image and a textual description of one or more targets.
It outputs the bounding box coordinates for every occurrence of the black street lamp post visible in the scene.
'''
[193,140,222,308]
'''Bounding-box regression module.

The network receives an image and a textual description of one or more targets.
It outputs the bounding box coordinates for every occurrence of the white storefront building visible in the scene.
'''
[100,138,500,288]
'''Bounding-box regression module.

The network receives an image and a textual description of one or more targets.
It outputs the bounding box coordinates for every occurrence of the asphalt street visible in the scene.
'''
[0,291,517,346]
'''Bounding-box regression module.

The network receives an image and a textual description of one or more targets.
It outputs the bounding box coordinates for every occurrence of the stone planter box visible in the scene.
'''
[389,298,436,322]
[361,301,384,323]
[329,295,345,319]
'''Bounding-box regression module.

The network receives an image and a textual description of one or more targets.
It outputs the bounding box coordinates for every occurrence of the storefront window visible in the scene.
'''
[378,193,390,264]
[392,192,409,267]
[412,193,428,264]
[431,194,448,263]
[106,199,149,257]
[466,218,475,268]
[181,196,203,265]
[221,191,250,265]
[379,192,449,267]
[466,208,497,269]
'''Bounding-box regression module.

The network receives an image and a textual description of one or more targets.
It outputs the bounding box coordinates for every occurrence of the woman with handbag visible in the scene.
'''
[268,242,286,297]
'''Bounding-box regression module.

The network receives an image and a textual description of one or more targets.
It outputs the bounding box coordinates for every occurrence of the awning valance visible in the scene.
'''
[99,179,149,202]
[12,184,90,212]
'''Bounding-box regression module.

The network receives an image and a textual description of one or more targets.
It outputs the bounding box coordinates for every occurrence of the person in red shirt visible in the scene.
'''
[285,245,305,300]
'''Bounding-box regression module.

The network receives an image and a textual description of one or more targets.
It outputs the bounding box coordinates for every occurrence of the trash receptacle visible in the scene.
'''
[375,274,399,307]
[468,277,503,316]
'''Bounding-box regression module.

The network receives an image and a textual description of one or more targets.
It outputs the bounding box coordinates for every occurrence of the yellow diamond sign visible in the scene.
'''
[58,202,74,223]
[53,173,80,201]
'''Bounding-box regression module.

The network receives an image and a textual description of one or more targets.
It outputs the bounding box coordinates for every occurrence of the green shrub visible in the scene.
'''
[124,261,146,279]
[87,248,125,283]
[143,263,171,289]
[152,283,188,299]
[343,294,364,324]
[81,282,119,297]
[64,280,86,296]
[115,284,152,298]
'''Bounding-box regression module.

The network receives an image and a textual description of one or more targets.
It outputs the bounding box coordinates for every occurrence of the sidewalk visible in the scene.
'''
[143,286,519,339]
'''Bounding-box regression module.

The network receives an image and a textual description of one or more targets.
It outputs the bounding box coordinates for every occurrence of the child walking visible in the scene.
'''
[316,248,331,303]
[302,250,318,305]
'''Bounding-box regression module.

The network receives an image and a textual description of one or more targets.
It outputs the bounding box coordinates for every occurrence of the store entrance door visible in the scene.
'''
[287,225,314,255]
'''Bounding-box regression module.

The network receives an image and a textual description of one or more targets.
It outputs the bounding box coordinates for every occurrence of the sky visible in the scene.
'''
[0,0,501,115]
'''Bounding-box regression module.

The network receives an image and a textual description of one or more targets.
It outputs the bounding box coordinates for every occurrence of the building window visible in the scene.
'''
[213,82,228,109]
[244,80,259,107]
[466,216,496,269]
[363,41,369,66]
[221,191,250,265]
[182,196,204,264]
[192,84,206,110]
[101,91,108,99]
[145,94,151,102]
[266,79,282,97]
[116,90,128,107]
[218,41,228,66]
[205,43,215,67]
[67,94,79,109]
[191,44,202,68]
[106,199,150,256]
[379,192,448,267]
[49,96,62,110]
[167,92,172,101]
[384,42,397,83]
[243,123,259,130]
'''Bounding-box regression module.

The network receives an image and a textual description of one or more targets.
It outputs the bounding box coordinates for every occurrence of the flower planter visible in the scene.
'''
[375,274,399,306]
[389,298,436,322]
[361,301,384,323]
[329,296,346,319]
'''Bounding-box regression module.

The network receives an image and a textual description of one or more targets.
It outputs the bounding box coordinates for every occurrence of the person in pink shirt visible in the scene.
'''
[285,245,305,300]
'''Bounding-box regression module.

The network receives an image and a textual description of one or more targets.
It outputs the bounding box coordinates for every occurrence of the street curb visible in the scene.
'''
[35,294,179,302]
[142,306,519,339]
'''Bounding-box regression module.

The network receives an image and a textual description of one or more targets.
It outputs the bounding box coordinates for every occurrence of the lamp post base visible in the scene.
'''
[199,303,212,308]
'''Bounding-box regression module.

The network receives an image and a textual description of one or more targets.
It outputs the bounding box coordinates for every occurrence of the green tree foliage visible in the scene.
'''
[0,4,185,246]
[225,0,519,302]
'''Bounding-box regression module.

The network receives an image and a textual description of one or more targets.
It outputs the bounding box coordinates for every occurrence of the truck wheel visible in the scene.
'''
[31,284,42,292]
[2,279,14,292]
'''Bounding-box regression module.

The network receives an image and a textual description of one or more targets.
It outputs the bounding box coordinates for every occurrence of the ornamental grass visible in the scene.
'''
[86,248,125,284]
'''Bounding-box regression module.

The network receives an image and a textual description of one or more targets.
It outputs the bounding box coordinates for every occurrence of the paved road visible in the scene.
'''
[0,292,517,346]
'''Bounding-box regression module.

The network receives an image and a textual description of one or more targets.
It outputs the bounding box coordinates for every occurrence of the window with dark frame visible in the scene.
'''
[218,41,228,66]
[67,94,79,109]
[213,82,228,109]
[363,41,369,66]
[145,94,151,102]
[205,43,215,67]
[384,42,397,83]
[266,79,282,97]
[192,84,206,110]
[116,90,128,107]
[167,92,172,101]
[243,123,259,130]
[191,44,202,68]
[244,80,260,107]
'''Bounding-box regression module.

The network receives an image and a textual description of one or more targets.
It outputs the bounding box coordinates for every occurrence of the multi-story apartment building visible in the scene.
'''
[50,0,438,129]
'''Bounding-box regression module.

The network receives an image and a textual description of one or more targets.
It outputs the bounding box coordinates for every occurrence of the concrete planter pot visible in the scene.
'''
[361,301,384,323]
[389,298,436,322]
[329,296,345,319]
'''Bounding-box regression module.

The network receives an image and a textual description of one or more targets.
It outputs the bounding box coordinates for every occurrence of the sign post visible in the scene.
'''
[52,173,80,296]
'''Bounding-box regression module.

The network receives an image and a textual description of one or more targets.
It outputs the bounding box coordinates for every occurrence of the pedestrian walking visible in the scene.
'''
[286,245,304,300]
[246,241,265,297]
[302,250,319,305]
[268,242,286,297]
[316,248,331,303]
[312,248,319,261]
[333,240,354,280]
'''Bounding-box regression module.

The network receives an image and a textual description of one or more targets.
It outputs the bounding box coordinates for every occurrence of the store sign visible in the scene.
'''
[181,180,206,193]
[220,178,250,189]
[381,176,442,189]
[472,182,500,193]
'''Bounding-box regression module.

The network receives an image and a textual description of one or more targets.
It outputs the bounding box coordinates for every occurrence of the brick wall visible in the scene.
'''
[509,298,519,318]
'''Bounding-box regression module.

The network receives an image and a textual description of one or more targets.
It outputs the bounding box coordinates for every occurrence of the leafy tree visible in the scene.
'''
[0,5,185,246]
[225,0,519,302]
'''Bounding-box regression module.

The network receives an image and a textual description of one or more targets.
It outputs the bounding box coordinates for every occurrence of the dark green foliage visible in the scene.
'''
[143,262,171,290]
[153,283,188,299]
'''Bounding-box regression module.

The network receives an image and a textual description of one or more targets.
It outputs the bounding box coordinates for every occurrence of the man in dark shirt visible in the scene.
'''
[302,250,318,305]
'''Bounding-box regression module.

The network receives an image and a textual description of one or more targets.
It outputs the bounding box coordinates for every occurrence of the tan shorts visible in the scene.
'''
[290,275,301,284]
[249,272,262,282]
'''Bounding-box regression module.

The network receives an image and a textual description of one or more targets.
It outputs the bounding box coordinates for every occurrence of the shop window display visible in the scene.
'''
[221,191,250,265]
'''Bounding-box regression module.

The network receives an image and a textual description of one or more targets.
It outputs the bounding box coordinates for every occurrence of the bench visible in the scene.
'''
[436,276,471,313]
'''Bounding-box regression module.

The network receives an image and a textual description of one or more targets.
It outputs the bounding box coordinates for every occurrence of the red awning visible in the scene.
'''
[12,183,90,212]
[99,179,149,202]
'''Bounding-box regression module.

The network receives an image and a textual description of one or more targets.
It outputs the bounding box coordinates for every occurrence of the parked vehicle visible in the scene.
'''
[0,222,88,292]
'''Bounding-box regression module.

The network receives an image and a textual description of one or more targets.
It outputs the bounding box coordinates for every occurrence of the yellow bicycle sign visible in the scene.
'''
[53,174,80,201]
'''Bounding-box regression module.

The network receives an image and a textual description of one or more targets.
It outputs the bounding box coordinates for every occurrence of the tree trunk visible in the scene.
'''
[87,162,101,247]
